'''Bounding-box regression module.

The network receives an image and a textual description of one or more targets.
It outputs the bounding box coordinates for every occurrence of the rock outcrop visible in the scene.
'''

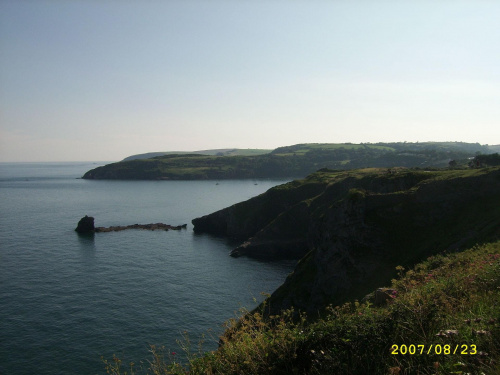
[95,223,187,232]
[75,215,95,233]
[75,216,187,233]
[362,288,398,306]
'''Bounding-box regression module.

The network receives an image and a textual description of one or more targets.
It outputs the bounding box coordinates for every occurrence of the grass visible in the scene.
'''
[103,240,500,375]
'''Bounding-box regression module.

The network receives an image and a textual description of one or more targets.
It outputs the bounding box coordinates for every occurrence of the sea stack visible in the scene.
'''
[75,215,95,233]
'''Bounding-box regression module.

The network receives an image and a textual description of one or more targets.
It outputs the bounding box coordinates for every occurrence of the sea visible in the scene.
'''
[0,162,296,375]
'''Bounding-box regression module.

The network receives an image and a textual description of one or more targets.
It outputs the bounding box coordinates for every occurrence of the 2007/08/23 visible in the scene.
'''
[391,344,477,355]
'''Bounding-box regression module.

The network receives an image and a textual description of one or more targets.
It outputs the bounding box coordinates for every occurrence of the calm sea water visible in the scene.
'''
[0,162,295,375]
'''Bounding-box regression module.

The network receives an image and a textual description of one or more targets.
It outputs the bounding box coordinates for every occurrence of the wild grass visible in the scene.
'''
[103,240,500,375]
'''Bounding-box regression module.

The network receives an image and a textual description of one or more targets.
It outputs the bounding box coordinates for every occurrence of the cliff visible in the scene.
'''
[192,167,500,315]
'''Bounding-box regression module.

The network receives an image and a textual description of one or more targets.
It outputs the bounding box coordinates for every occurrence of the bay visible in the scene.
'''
[0,162,295,375]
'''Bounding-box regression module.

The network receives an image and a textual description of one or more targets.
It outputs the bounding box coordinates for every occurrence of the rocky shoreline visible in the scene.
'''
[75,215,187,233]
[95,223,187,232]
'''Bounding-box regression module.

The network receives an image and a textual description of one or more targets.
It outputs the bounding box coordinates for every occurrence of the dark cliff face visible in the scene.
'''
[192,168,434,259]
[192,179,327,242]
[193,167,500,315]
[270,168,500,315]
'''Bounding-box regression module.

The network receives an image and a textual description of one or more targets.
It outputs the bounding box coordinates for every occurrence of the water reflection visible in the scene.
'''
[77,232,96,254]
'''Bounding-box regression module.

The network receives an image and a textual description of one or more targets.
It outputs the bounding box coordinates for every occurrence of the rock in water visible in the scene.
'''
[75,215,95,233]
[75,216,188,233]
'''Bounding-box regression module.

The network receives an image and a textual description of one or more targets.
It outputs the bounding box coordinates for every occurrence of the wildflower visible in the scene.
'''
[171,352,177,355]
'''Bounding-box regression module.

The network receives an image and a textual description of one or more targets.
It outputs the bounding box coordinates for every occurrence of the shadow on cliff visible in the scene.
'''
[193,167,500,316]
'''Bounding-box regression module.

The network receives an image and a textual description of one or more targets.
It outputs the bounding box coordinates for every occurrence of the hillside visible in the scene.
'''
[190,241,500,375]
[82,142,497,180]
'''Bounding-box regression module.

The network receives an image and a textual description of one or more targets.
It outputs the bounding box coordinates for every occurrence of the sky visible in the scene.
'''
[1,1,499,162]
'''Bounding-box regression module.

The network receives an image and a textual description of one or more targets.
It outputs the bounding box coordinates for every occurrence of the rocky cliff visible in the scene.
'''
[192,167,500,315]
[192,177,327,251]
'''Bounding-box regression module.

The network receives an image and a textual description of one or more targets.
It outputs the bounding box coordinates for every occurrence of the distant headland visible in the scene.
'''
[81,142,500,180]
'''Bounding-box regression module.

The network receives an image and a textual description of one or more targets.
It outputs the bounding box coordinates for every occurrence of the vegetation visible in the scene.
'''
[471,153,500,167]
[83,142,499,180]
[103,240,500,375]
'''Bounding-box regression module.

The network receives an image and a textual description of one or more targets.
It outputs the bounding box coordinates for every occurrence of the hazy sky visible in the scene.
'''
[1,1,499,162]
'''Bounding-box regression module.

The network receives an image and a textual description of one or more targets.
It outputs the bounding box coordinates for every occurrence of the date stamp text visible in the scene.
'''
[391,344,477,355]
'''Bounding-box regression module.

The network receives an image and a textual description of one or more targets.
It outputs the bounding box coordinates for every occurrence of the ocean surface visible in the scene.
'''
[0,162,296,375]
